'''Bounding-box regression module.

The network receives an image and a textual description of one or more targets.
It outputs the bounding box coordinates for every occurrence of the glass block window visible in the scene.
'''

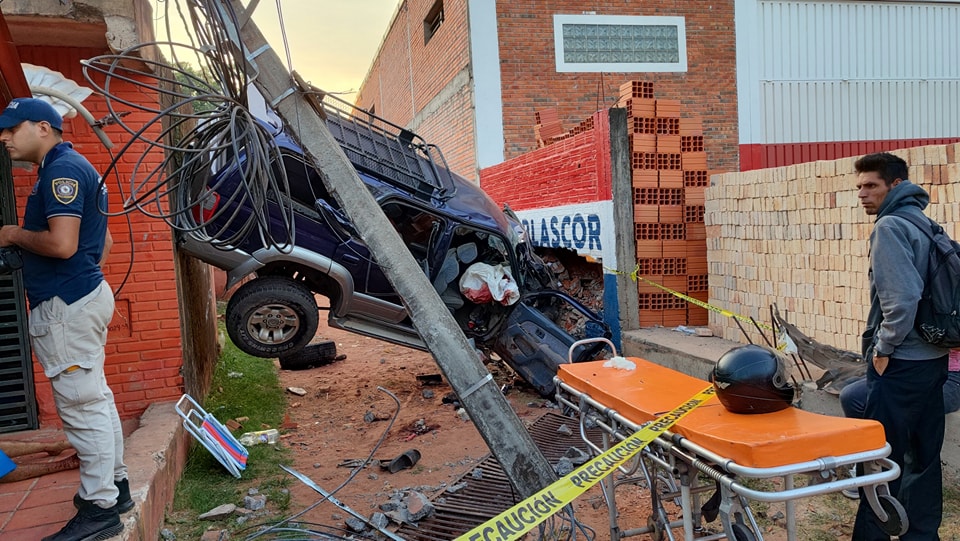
[553,15,687,73]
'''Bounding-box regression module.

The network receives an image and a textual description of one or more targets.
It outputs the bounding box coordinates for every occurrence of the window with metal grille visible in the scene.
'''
[553,14,687,73]
[424,0,444,45]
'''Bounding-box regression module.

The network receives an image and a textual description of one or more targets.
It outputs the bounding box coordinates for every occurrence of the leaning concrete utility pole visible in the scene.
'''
[225,1,558,497]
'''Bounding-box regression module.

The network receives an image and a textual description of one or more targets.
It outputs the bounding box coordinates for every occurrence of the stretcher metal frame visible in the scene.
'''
[553,338,907,541]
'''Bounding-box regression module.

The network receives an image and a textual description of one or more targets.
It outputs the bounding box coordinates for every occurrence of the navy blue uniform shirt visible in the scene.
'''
[22,142,107,308]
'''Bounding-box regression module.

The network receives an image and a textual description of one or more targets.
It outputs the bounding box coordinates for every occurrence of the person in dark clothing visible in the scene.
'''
[841,350,960,419]
[853,152,949,540]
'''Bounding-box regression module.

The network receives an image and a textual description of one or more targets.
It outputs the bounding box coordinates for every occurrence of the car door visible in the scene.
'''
[493,290,610,396]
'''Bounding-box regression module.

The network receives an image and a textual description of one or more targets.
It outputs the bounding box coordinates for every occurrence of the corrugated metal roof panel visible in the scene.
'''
[741,1,960,144]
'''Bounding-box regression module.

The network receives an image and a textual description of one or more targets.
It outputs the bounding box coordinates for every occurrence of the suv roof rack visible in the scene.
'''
[318,92,455,201]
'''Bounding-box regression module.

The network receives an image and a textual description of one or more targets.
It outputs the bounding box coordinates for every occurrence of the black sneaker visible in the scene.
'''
[42,499,122,541]
[73,478,134,514]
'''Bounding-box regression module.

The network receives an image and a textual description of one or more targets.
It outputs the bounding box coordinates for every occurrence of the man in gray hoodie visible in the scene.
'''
[853,152,949,540]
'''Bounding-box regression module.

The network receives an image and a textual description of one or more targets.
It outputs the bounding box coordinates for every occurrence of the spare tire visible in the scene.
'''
[226,277,319,357]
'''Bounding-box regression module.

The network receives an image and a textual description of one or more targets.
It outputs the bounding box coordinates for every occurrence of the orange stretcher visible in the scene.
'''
[553,338,907,541]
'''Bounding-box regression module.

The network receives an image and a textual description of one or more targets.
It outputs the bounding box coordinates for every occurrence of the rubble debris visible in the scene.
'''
[404,491,435,522]
[446,482,468,494]
[400,418,439,439]
[563,446,590,465]
[345,517,366,533]
[243,494,266,511]
[370,512,390,530]
[198,503,236,520]
[380,490,436,526]
[537,248,605,336]
[554,456,574,476]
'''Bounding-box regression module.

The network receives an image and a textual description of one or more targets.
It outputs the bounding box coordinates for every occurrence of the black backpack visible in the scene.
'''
[892,211,960,348]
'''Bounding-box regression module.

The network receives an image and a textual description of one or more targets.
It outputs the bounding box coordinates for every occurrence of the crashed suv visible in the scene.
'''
[175,95,609,396]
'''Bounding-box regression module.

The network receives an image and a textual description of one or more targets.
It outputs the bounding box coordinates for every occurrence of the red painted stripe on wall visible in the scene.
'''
[481,111,608,211]
[740,138,960,171]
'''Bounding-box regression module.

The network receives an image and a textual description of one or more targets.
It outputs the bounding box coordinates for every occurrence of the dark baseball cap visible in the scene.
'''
[0,98,63,131]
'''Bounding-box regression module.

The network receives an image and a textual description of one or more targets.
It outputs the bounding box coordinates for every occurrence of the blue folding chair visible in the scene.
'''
[176,394,248,478]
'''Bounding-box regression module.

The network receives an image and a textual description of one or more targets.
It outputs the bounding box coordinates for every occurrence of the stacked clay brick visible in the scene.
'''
[620,80,709,328]
[534,108,596,147]
[706,144,960,352]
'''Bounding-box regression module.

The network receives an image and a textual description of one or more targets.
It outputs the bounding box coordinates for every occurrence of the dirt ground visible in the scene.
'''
[264,316,848,541]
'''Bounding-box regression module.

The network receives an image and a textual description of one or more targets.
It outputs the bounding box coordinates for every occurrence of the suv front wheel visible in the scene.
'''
[226,277,319,357]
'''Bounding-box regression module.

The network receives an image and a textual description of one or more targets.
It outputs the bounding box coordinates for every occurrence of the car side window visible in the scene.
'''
[382,202,442,267]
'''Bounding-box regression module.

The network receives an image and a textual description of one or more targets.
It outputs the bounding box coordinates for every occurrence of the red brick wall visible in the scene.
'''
[356,0,477,179]
[480,111,610,209]
[359,1,738,179]
[16,46,183,426]
[497,1,737,172]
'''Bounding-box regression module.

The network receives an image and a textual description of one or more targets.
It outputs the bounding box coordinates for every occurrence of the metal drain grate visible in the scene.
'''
[394,411,602,540]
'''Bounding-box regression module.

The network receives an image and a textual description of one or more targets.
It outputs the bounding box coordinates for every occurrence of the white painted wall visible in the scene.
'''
[467,0,505,169]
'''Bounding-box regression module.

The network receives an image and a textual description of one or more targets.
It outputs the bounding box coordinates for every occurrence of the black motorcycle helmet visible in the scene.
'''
[712,344,795,414]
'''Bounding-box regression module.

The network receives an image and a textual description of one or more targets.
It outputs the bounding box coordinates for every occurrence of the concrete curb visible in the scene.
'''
[119,401,190,541]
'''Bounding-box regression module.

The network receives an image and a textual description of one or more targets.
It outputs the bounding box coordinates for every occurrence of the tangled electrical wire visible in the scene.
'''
[238,386,403,540]
[80,0,295,252]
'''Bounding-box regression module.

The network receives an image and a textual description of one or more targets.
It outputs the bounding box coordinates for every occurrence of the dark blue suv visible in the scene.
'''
[175,94,608,396]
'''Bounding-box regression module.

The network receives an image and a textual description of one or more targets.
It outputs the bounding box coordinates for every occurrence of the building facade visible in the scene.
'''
[357,0,960,177]
[356,0,739,179]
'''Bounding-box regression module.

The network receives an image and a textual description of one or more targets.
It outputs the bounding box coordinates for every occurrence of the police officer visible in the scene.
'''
[0,97,130,541]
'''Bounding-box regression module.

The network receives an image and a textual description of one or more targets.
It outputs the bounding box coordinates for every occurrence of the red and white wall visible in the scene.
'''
[481,111,625,340]
[736,0,960,170]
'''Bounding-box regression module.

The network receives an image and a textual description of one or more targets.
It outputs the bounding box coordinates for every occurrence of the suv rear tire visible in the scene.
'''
[226,277,319,357]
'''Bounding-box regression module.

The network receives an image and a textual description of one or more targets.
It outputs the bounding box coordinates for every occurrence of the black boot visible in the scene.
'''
[42,499,122,541]
[73,478,134,514]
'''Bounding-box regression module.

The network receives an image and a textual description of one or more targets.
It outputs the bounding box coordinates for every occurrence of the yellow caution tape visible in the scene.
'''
[456,385,716,541]
[609,264,774,332]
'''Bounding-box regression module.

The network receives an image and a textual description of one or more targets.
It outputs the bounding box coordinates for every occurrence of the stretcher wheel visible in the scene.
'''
[730,523,757,541]
[646,515,665,541]
[877,494,908,536]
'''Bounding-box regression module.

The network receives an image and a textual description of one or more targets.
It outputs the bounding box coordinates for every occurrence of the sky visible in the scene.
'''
[149,0,400,97]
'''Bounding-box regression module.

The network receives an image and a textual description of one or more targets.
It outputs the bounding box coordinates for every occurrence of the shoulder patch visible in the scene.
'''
[52,178,79,205]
